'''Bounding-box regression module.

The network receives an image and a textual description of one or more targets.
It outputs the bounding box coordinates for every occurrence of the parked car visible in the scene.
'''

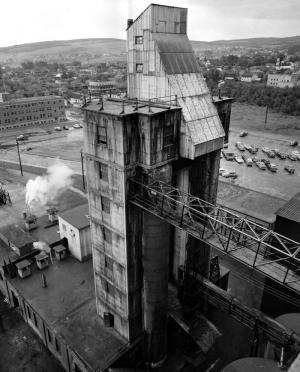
[236,142,245,151]
[266,163,277,172]
[252,157,259,164]
[261,159,270,166]
[73,123,81,129]
[245,158,253,167]
[55,126,62,131]
[63,125,69,130]
[16,134,28,141]
[244,144,252,151]
[284,165,295,174]
[291,151,300,160]
[234,155,244,164]
[288,153,298,161]
[257,161,266,170]
[289,141,298,147]
[262,147,271,154]
[275,150,287,160]
[219,168,226,176]
[26,147,33,151]
[266,150,276,158]
[239,131,248,137]
[223,171,238,178]
[249,145,258,154]
[222,151,235,161]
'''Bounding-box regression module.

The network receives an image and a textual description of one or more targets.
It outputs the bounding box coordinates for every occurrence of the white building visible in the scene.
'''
[58,204,91,262]
[267,73,300,88]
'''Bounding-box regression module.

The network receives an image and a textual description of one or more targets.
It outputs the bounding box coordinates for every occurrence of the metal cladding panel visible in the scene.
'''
[276,192,300,223]
[153,33,199,74]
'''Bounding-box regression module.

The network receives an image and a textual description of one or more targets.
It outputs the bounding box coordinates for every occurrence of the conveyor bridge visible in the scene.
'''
[129,177,300,294]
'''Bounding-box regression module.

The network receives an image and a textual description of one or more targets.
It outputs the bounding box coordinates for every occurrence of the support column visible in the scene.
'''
[142,211,169,367]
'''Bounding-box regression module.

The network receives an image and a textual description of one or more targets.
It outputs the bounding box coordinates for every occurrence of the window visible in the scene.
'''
[106,281,114,296]
[27,305,31,319]
[105,255,113,270]
[99,162,108,181]
[136,63,143,73]
[47,328,52,343]
[163,123,174,147]
[135,36,143,44]
[103,227,112,244]
[55,338,61,354]
[33,312,38,327]
[101,196,110,214]
[97,126,107,145]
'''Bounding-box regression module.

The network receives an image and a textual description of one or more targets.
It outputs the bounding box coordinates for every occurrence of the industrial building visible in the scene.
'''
[0,3,300,372]
[0,93,66,130]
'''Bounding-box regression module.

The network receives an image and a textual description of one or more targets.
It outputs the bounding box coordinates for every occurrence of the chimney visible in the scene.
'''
[47,207,59,223]
[127,19,133,29]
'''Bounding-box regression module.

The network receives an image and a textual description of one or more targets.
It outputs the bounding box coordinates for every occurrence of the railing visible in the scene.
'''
[128,177,300,293]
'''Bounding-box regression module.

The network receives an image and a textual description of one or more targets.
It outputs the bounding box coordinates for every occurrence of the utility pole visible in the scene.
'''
[264,105,269,129]
[16,140,23,176]
[80,149,85,190]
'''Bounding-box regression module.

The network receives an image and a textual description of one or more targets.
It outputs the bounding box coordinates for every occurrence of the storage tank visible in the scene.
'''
[221,357,281,372]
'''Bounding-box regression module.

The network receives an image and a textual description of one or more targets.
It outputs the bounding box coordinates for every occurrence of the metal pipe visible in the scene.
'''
[80,150,85,190]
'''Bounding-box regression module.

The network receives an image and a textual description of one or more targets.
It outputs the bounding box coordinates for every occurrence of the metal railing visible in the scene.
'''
[128,177,300,293]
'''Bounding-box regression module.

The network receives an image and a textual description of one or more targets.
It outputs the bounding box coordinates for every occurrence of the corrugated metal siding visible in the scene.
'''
[276,192,300,223]
[153,33,199,74]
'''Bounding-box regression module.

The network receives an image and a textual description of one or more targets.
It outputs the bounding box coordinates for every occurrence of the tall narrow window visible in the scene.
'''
[97,126,107,145]
[163,123,174,147]
[55,338,61,354]
[99,162,108,181]
[103,227,112,244]
[101,196,110,214]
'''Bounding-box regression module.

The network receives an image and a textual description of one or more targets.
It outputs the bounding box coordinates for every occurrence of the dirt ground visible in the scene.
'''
[0,295,64,372]
[220,103,300,200]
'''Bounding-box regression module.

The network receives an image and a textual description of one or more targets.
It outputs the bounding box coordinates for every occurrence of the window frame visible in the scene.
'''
[103,226,112,244]
[99,162,108,182]
[96,125,107,145]
[163,123,174,148]
[136,63,143,73]
[101,196,110,214]
[135,36,143,44]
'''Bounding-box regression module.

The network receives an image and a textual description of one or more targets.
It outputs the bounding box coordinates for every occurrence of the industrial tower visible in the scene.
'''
[83,4,231,367]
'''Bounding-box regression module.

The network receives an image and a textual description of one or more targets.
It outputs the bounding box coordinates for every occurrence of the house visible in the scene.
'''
[58,204,91,262]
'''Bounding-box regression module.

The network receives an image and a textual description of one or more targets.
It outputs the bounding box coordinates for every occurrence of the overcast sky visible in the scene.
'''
[1,0,300,47]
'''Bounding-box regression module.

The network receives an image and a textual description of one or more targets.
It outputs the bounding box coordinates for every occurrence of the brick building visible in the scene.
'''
[0,94,66,131]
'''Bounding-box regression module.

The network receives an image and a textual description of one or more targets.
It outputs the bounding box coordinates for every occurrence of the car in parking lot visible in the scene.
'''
[245,158,253,167]
[16,134,29,141]
[244,144,252,151]
[257,161,266,170]
[73,123,82,129]
[55,126,62,131]
[222,151,235,161]
[284,165,295,174]
[291,151,300,160]
[234,155,244,164]
[262,147,271,154]
[288,153,298,161]
[249,145,259,154]
[252,157,259,164]
[236,142,245,151]
[63,125,69,130]
[239,131,248,137]
[266,163,277,172]
[274,149,287,159]
[266,150,276,158]
[219,167,226,176]
[223,171,238,178]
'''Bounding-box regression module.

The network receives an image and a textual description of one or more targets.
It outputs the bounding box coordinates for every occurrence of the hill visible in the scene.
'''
[1,36,300,64]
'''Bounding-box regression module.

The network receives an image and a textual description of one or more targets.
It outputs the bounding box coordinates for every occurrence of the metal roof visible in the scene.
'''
[153,33,199,74]
[276,192,300,223]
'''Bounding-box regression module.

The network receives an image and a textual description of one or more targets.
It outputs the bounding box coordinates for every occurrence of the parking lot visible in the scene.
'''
[220,127,300,200]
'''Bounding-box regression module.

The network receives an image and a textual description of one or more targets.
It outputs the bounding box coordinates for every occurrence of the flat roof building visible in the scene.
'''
[0,95,66,131]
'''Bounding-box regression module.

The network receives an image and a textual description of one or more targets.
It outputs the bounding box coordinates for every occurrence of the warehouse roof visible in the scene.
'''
[276,192,300,224]
[58,203,90,230]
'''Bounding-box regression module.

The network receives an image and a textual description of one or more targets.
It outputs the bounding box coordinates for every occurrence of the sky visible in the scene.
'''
[1,0,300,47]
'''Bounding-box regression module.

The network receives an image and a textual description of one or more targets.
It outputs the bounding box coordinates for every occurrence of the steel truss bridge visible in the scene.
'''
[129,177,300,294]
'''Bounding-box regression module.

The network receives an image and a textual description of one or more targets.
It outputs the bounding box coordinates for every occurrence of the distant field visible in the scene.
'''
[230,102,300,136]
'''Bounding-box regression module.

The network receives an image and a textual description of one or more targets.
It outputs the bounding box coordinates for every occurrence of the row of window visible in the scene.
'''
[26,304,61,354]
[1,108,62,116]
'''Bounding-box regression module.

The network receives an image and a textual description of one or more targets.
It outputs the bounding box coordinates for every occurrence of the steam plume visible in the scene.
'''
[25,163,74,209]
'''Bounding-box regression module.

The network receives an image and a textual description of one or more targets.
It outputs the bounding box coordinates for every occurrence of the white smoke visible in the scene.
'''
[25,162,74,209]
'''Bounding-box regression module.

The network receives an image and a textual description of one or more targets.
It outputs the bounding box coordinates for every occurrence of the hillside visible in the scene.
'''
[1,36,300,64]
